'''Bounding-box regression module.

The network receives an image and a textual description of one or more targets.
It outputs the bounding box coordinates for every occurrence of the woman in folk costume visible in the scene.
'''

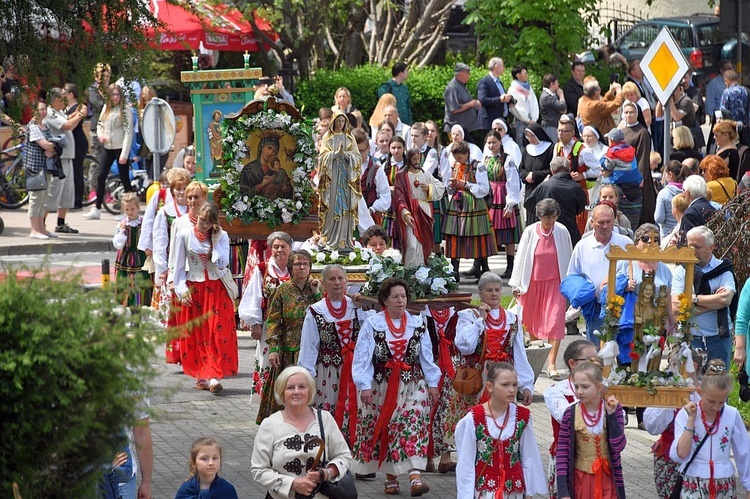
[238,231,293,395]
[422,304,460,474]
[152,168,190,363]
[172,202,238,394]
[352,278,441,497]
[298,264,372,446]
[444,273,535,450]
[392,148,446,268]
[256,249,322,424]
[443,140,497,281]
[543,339,598,499]
[455,361,547,498]
[317,111,361,252]
[484,130,522,279]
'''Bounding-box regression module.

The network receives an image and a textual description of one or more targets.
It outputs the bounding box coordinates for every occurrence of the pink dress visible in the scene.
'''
[518,225,566,340]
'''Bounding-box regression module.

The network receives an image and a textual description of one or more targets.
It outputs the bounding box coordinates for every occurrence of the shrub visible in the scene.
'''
[0,267,157,498]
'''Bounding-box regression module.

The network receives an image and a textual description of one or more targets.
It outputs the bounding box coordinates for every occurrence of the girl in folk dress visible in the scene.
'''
[670,360,750,499]
[443,141,497,280]
[392,148,446,268]
[352,278,441,497]
[543,340,598,499]
[484,130,522,279]
[238,231,293,395]
[173,203,238,394]
[113,193,150,307]
[557,358,627,499]
[174,437,238,499]
[445,273,535,448]
[381,136,406,238]
[455,362,547,498]
[643,348,702,499]
[298,265,372,446]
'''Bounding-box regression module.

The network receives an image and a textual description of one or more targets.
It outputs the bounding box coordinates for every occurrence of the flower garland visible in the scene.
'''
[217,109,316,228]
[311,247,372,266]
[605,368,695,395]
[362,250,459,300]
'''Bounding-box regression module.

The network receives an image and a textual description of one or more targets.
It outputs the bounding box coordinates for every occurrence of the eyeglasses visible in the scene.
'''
[639,235,660,244]
[292,262,311,268]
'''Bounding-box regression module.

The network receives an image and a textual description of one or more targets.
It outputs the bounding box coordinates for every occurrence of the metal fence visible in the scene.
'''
[591,1,648,46]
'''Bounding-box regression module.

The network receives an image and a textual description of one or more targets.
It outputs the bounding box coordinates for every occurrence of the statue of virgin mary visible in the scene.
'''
[317,112,362,251]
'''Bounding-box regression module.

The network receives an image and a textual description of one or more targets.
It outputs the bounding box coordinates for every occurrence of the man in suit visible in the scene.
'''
[477,57,514,133]
[679,174,717,245]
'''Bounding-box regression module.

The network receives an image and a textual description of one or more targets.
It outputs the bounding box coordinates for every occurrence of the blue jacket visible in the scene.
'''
[560,274,599,324]
[174,475,238,499]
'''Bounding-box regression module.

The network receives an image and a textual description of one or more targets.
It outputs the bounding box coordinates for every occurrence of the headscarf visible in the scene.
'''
[492,118,508,134]
[524,122,553,156]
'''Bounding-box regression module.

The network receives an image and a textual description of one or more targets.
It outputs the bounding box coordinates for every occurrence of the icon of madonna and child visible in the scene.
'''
[239,130,295,201]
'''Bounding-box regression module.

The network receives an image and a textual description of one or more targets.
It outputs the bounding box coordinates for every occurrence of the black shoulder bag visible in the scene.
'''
[669,415,719,499]
[316,409,358,499]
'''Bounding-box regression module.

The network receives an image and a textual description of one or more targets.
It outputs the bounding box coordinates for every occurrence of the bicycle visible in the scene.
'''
[102,162,152,215]
[0,142,28,209]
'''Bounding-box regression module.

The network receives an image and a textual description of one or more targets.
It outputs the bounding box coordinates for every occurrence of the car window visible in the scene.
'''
[620,24,659,50]
[698,25,735,46]
[670,26,692,47]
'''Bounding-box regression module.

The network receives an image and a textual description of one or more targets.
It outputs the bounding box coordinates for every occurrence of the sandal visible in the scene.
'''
[547,365,560,379]
[384,479,400,495]
[410,477,430,497]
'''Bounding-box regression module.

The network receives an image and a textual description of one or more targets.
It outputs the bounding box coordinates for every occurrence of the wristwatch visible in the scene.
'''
[693,295,699,306]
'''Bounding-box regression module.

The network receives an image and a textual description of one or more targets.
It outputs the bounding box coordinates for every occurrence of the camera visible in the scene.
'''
[507,95,517,105]
[610,73,620,84]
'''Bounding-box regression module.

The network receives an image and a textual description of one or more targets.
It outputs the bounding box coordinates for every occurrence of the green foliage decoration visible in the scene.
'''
[0,266,157,498]
[463,0,599,76]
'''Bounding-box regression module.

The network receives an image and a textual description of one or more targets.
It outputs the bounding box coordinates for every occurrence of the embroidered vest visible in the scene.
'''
[651,411,678,459]
[573,403,611,473]
[426,310,459,377]
[485,320,517,364]
[550,392,577,455]
[472,404,529,494]
[310,308,361,367]
[371,326,426,384]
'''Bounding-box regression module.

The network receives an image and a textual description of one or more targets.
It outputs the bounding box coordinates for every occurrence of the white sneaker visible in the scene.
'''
[565,305,582,323]
[83,207,101,220]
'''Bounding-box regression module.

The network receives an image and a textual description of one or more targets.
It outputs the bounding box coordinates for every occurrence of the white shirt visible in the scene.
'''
[138,189,174,252]
[544,378,578,424]
[237,258,289,326]
[172,229,230,298]
[152,202,188,276]
[395,119,413,149]
[360,158,392,214]
[567,232,631,297]
[113,216,142,250]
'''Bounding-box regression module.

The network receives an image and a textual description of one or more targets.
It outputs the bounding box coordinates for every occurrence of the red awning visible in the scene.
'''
[145,0,277,52]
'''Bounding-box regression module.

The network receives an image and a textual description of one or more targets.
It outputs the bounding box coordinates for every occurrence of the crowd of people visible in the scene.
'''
[13,54,750,499]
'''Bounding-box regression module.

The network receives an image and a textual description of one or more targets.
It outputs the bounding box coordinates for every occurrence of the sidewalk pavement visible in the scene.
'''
[0,205,116,256]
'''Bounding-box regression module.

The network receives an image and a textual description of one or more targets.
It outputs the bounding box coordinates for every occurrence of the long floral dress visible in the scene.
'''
[113,216,150,307]
[485,152,522,246]
[256,278,321,424]
[351,311,442,475]
[238,257,289,395]
[172,228,238,381]
[298,296,372,446]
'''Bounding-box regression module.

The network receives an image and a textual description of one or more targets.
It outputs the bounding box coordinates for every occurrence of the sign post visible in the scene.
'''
[639,27,691,164]
[142,98,177,181]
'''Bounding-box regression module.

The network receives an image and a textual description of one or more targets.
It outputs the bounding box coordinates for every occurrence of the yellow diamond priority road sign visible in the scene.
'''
[640,27,690,106]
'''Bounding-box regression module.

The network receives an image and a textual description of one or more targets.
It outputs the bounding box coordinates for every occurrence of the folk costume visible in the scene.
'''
[351,311,441,475]
[298,296,372,445]
[380,155,403,238]
[445,308,535,443]
[113,216,150,307]
[360,154,391,226]
[556,401,627,499]
[455,403,547,498]
[172,226,238,382]
[544,377,579,499]
[392,162,446,268]
[485,151,522,247]
[238,256,290,396]
[257,278,322,424]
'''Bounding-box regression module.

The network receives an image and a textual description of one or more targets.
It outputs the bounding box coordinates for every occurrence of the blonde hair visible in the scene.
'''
[672,126,694,150]
[572,357,604,384]
[672,192,688,214]
[369,93,397,128]
[621,81,641,99]
[187,437,221,477]
[185,181,208,200]
[120,192,139,208]
[274,366,315,406]
[702,360,733,392]
[101,83,125,121]
[713,120,739,141]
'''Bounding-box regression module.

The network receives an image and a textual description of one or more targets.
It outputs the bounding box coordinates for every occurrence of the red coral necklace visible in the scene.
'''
[485,307,506,328]
[325,296,347,319]
[385,310,406,338]
[486,402,511,432]
[580,399,604,427]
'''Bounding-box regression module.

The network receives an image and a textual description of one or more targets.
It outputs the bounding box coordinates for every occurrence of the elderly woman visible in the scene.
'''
[173,202,238,394]
[298,265,371,446]
[509,198,573,378]
[352,277,440,497]
[669,125,703,163]
[251,366,353,499]
[257,249,322,424]
[239,231,293,396]
[25,101,57,239]
[519,123,554,222]
[701,154,738,205]
[439,124,484,174]
[446,273,534,440]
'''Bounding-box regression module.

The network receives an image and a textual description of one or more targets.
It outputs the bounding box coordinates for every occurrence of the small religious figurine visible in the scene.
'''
[634,273,658,343]
[317,112,362,251]
[393,148,446,268]
[207,110,223,167]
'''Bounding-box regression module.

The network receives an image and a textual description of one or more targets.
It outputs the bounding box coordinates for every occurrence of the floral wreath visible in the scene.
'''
[216,109,316,227]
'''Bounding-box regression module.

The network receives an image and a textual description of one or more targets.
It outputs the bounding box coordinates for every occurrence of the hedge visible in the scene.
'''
[295,63,614,130]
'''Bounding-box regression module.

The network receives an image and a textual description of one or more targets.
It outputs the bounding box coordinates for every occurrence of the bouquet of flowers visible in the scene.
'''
[605,367,695,395]
[362,250,459,300]
[310,247,372,266]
